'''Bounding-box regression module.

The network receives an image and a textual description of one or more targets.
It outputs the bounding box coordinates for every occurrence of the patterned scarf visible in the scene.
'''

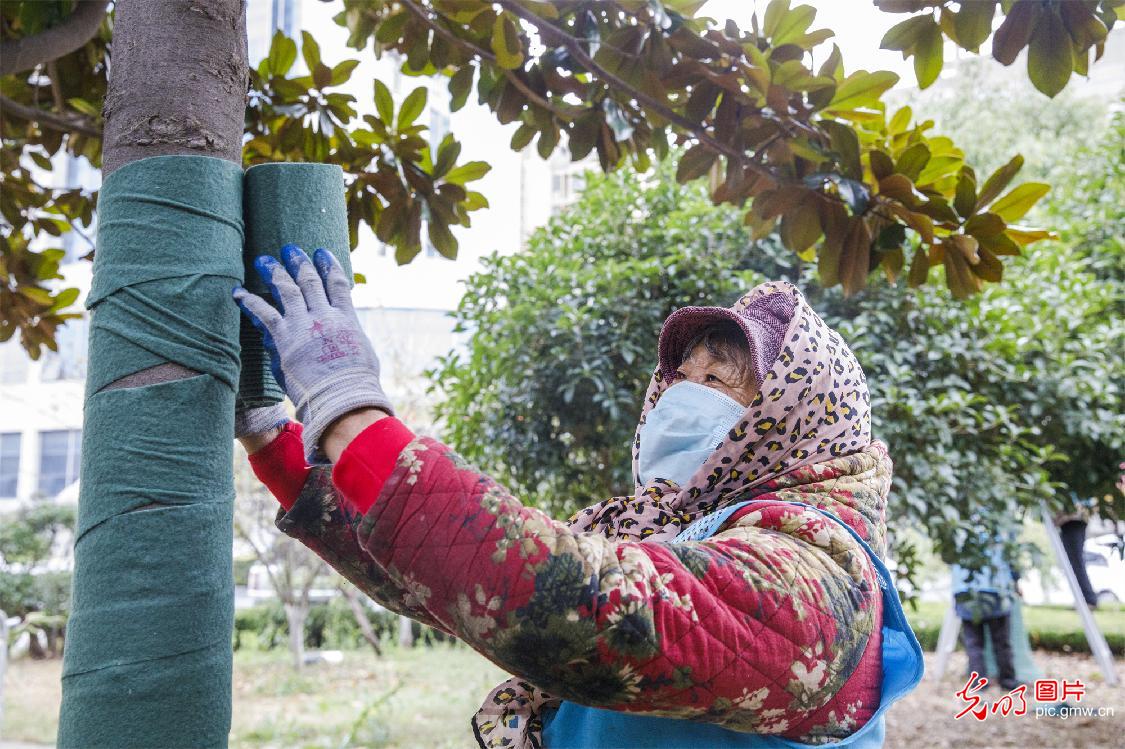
[472,281,872,748]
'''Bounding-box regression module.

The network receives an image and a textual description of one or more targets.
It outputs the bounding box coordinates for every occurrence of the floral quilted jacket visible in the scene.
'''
[258,420,892,745]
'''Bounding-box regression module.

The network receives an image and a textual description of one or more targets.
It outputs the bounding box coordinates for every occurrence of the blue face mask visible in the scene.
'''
[637,382,745,488]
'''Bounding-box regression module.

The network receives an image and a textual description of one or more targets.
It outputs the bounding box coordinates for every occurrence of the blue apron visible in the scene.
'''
[542,500,924,748]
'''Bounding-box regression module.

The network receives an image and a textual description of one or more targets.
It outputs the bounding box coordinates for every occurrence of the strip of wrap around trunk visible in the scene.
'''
[59,155,243,748]
[60,157,356,747]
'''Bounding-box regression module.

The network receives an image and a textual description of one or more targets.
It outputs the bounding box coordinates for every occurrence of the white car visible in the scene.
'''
[1084,534,1125,606]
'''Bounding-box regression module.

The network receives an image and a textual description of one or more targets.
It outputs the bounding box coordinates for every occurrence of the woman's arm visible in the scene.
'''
[244,420,450,632]
[333,425,881,731]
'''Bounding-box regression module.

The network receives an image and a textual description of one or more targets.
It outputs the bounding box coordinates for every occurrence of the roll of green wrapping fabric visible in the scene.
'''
[58,156,243,748]
[239,162,353,407]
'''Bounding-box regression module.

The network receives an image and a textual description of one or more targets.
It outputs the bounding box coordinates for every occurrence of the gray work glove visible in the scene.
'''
[232,244,393,461]
[234,403,290,440]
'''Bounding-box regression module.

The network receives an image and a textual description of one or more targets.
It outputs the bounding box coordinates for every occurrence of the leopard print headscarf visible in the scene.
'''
[472,280,872,748]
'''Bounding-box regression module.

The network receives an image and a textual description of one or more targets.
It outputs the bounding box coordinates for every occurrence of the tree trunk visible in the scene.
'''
[284,601,308,671]
[0,609,8,729]
[397,614,415,649]
[339,583,383,656]
[102,0,247,176]
[58,1,248,746]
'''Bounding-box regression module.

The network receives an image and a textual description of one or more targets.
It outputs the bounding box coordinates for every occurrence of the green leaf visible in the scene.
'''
[353,272,367,284]
[989,182,1049,222]
[66,98,100,118]
[398,87,428,129]
[779,201,822,253]
[373,80,394,125]
[491,14,524,69]
[428,217,458,259]
[953,0,997,52]
[895,142,930,181]
[880,14,935,52]
[301,31,321,71]
[269,31,298,76]
[510,123,536,151]
[827,70,899,112]
[975,154,1024,210]
[913,21,943,89]
[330,60,360,86]
[992,0,1038,65]
[444,161,491,185]
[449,66,475,112]
[771,4,817,45]
[1027,8,1073,97]
[676,144,717,182]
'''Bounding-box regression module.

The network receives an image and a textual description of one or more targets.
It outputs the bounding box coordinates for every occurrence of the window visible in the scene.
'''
[38,429,81,498]
[0,433,19,498]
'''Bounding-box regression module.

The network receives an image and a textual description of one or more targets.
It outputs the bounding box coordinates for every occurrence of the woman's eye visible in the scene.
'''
[706,373,720,383]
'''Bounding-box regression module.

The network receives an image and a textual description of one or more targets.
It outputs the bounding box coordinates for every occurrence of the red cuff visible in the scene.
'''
[247,422,310,512]
[331,417,416,515]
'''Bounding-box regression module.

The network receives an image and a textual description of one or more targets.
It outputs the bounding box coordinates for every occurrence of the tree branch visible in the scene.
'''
[0,1,109,76]
[401,0,575,123]
[496,0,782,185]
[0,94,101,137]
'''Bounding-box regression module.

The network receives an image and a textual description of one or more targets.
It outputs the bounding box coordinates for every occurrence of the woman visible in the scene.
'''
[233,245,922,748]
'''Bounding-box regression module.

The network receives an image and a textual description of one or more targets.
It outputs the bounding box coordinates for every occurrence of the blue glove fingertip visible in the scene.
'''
[312,248,335,279]
[280,243,310,278]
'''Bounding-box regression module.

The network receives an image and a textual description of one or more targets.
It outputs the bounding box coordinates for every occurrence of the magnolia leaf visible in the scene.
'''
[449,66,475,112]
[839,217,872,296]
[491,14,525,70]
[374,79,394,124]
[953,0,997,52]
[1028,7,1073,97]
[1004,225,1055,245]
[445,161,491,185]
[779,200,822,253]
[880,14,935,52]
[990,182,1049,222]
[301,30,321,71]
[398,87,428,129]
[676,144,717,182]
[826,70,899,112]
[993,0,1038,65]
[895,142,930,181]
[975,154,1024,210]
[907,245,929,287]
[269,31,298,77]
[913,20,943,88]
[972,246,1004,283]
[963,212,1005,238]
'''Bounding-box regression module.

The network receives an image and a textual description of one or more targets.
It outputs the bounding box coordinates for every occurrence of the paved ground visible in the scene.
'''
[886,651,1123,748]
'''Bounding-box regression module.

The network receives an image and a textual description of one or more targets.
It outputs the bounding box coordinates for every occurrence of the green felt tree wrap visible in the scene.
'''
[59,156,243,748]
[239,162,354,409]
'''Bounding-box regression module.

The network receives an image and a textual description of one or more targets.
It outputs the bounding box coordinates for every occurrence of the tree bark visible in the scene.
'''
[0,609,8,729]
[102,0,247,176]
[284,601,308,671]
[397,614,415,649]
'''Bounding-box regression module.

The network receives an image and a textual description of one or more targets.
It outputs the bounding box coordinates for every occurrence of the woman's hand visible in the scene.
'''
[233,244,393,461]
[235,403,289,454]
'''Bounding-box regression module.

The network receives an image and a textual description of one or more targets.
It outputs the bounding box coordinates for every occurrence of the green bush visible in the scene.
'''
[233,598,452,651]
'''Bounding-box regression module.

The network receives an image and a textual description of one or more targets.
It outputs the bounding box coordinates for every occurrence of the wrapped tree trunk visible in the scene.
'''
[58,2,248,747]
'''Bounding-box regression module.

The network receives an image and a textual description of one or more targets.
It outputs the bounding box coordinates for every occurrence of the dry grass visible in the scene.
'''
[3,647,1121,747]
